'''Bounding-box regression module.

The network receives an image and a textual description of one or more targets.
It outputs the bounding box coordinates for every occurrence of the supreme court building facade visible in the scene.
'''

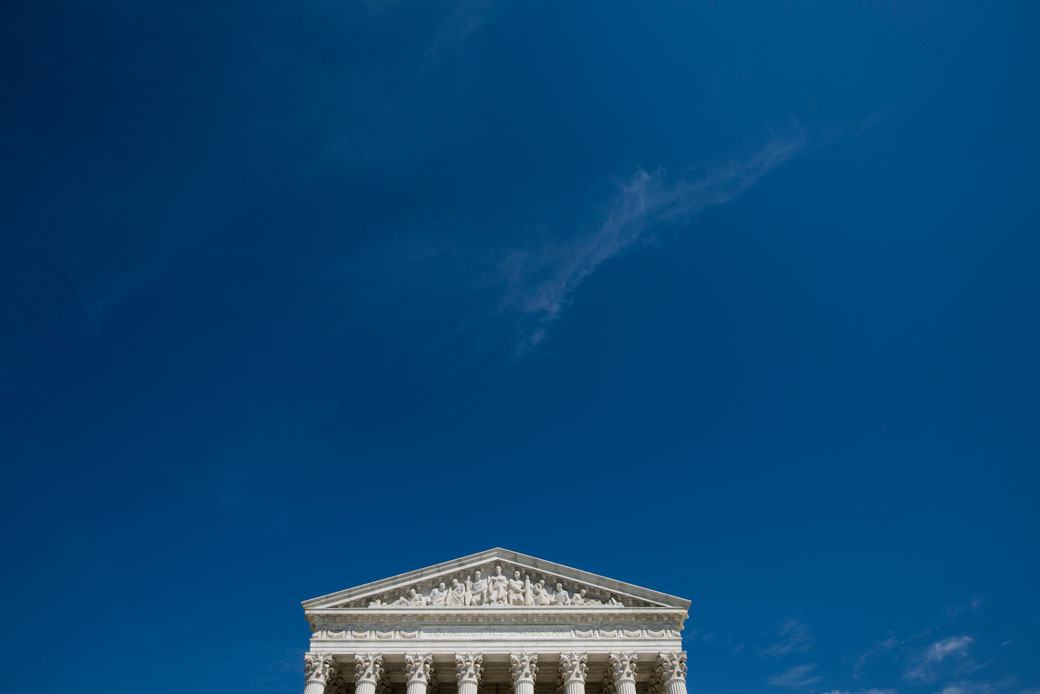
[300,548,691,694]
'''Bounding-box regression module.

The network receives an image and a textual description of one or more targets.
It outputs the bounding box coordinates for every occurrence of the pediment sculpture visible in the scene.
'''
[361,563,633,608]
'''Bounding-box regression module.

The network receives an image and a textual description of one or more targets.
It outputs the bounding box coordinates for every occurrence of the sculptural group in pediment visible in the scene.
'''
[366,564,626,608]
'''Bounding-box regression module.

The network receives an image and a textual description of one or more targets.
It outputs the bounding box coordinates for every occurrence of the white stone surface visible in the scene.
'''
[299,549,691,694]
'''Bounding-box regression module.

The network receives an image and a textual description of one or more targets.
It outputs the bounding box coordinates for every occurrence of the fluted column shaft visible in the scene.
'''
[456,653,483,694]
[356,654,385,694]
[608,653,638,694]
[658,652,688,694]
[511,654,538,694]
[304,653,334,694]
[407,654,435,694]
[560,653,588,694]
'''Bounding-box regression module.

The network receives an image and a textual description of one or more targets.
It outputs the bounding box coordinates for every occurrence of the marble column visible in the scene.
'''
[456,653,483,694]
[657,653,688,694]
[304,653,334,694]
[607,653,638,694]
[511,653,538,694]
[559,653,588,694]
[355,654,385,694]
[407,654,435,694]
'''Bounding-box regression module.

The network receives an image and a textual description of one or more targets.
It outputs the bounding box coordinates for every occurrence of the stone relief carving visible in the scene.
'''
[607,652,639,684]
[361,563,643,608]
[305,652,334,684]
[455,653,484,684]
[559,652,588,684]
[313,623,682,641]
[510,653,538,684]
[656,652,687,683]
[355,654,385,685]
[406,653,435,685]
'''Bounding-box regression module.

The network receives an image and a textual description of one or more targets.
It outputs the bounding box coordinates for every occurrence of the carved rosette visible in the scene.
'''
[305,653,335,685]
[406,653,435,686]
[456,654,484,685]
[510,653,538,685]
[559,653,588,685]
[355,654,385,686]
[607,653,638,685]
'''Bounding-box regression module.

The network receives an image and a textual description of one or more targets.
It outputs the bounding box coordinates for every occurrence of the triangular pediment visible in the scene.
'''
[302,548,690,611]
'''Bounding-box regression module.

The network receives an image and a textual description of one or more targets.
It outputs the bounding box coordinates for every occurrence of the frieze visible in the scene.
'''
[312,625,681,641]
[347,563,654,609]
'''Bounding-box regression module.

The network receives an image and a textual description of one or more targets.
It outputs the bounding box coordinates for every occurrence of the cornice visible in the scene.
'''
[302,549,691,611]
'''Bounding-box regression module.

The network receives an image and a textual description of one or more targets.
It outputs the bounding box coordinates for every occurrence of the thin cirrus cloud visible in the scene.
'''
[768,663,825,688]
[498,123,808,353]
[762,618,818,659]
[905,636,978,683]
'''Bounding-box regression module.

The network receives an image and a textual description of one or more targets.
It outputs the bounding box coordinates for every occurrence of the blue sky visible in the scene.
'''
[1,1,1038,694]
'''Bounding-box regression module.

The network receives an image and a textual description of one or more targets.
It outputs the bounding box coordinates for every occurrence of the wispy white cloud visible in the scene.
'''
[499,124,808,353]
[906,636,979,683]
[769,664,825,688]
[933,677,1020,694]
[855,636,902,676]
[928,637,975,662]
[763,618,818,659]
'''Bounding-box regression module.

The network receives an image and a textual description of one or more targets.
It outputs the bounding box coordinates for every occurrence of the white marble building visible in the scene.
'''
[300,548,691,694]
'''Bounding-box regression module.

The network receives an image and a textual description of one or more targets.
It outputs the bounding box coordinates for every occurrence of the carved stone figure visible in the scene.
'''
[467,571,488,606]
[361,571,629,609]
[489,565,509,604]
[531,581,551,606]
[507,570,526,605]
[429,582,448,606]
[447,578,466,607]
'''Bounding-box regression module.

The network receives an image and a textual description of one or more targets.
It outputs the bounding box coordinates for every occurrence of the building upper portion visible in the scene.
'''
[302,548,691,657]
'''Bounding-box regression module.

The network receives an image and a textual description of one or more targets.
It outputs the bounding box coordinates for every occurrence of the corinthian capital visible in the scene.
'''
[406,653,435,685]
[355,654,385,686]
[656,652,687,683]
[305,652,335,684]
[607,653,638,684]
[559,653,588,684]
[456,653,483,684]
[510,653,538,684]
